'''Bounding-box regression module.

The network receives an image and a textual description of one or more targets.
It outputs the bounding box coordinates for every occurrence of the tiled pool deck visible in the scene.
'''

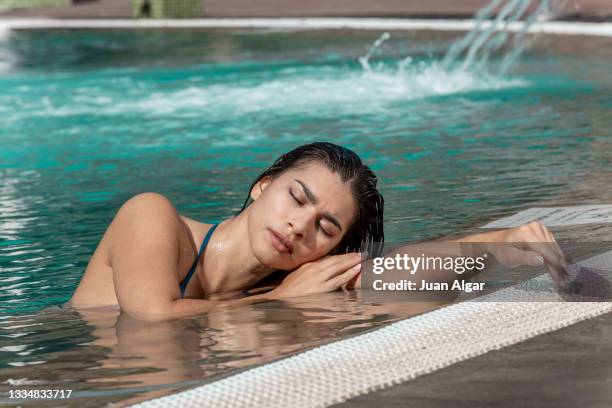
[336,311,612,408]
[1,0,611,20]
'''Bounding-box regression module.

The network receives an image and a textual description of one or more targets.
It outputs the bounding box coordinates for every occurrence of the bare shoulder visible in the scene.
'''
[71,192,184,309]
[106,192,187,315]
[116,192,180,223]
[108,192,183,263]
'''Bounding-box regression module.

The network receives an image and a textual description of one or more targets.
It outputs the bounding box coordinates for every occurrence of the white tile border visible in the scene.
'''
[0,18,610,37]
[481,205,612,228]
[132,300,611,407]
[132,250,612,407]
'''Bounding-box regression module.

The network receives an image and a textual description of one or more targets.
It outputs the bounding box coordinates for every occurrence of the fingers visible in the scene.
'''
[521,222,569,285]
[521,251,545,267]
[542,226,570,270]
[327,263,362,289]
[543,228,571,285]
[544,262,567,286]
[495,246,538,268]
[320,252,362,280]
[527,241,563,269]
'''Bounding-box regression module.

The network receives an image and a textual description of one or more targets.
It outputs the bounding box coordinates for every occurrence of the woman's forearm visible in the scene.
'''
[133,292,275,322]
[452,229,504,245]
[353,225,567,291]
[362,234,503,287]
[348,235,497,290]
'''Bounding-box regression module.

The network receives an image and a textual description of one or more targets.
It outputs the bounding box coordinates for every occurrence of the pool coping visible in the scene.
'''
[334,311,612,408]
[131,286,612,407]
[128,206,612,407]
[0,18,611,37]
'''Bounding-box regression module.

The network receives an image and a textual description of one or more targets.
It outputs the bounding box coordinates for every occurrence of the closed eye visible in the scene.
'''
[289,189,304,206]
[318,222,333,237]
[290,186,337,237]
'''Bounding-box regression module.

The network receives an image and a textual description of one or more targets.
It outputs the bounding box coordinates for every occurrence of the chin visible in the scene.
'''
[251,235,292,270]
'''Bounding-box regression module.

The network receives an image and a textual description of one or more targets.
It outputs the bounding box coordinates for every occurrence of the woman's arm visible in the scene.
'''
[162,253,363,321]
[132,293,274,322]
[453,221,569,285]
[106,193,268,321]
[348,221,569,289]
[107,193,361,321]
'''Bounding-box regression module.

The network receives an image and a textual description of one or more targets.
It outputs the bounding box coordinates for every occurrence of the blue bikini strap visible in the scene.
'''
[179,223,219,297]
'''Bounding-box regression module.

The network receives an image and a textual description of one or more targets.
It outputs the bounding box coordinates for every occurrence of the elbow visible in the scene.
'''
[122,303,175,322]
[129,312,172,322]
[121,299,213,321]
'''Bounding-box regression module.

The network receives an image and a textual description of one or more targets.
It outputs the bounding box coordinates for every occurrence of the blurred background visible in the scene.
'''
[1,0,611,20]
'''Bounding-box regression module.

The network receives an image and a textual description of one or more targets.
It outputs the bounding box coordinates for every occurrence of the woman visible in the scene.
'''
[71,142,569,320]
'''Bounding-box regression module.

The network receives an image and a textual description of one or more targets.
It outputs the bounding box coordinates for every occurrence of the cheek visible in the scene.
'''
[250,191,279,220]
[258,188,289,215]
[300,240,339,262]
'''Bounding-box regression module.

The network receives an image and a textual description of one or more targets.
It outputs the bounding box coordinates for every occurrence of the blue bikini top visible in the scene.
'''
[179,223,218,298]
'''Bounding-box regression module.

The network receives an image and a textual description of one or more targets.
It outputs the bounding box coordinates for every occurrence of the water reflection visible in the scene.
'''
[0,28,611,407]
[0,293,444,406]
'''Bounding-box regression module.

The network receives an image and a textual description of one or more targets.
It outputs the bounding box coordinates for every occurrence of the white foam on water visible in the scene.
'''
[135,66,523,117]
[2,62,525,121]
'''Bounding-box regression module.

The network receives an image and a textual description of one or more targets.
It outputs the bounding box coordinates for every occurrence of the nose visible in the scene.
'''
[288,212,313,239]
[288,219,305,239]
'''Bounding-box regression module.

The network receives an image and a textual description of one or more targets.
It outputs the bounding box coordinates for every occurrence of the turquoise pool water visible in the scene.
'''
[0,28,611,405]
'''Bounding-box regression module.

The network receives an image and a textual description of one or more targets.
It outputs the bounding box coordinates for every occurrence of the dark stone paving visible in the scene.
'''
[335,311,612,408]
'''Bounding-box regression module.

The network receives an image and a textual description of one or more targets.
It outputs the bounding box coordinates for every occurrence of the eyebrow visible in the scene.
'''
[294,179,343,231]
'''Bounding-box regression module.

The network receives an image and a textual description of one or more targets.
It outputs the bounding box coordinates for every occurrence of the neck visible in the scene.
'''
[199,210,274,293]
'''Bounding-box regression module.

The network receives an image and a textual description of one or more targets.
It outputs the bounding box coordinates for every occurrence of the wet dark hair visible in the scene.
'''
[240,142,384,258]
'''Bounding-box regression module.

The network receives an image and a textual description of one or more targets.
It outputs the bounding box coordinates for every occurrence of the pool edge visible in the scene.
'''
[0,18,611,37]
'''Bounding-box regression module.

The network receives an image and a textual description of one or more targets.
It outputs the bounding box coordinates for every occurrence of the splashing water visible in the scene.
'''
[336,0,574,119]
[441,0,567,75]
[358,31,391,72]
[0,0,567,123]
[356,0,567,91]
[0,28,14,73]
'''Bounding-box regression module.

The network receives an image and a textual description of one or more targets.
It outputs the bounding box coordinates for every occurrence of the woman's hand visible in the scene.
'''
[269,253,362,299]
[480,221,570,286]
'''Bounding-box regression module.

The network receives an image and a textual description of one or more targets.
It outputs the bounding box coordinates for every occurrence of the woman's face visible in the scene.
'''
[246,161,358,271]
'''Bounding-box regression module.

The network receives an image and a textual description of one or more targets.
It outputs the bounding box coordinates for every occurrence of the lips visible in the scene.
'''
[269,229,293,254]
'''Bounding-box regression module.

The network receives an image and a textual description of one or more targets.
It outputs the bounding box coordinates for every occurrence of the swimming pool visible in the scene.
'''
[0,27,611,405]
